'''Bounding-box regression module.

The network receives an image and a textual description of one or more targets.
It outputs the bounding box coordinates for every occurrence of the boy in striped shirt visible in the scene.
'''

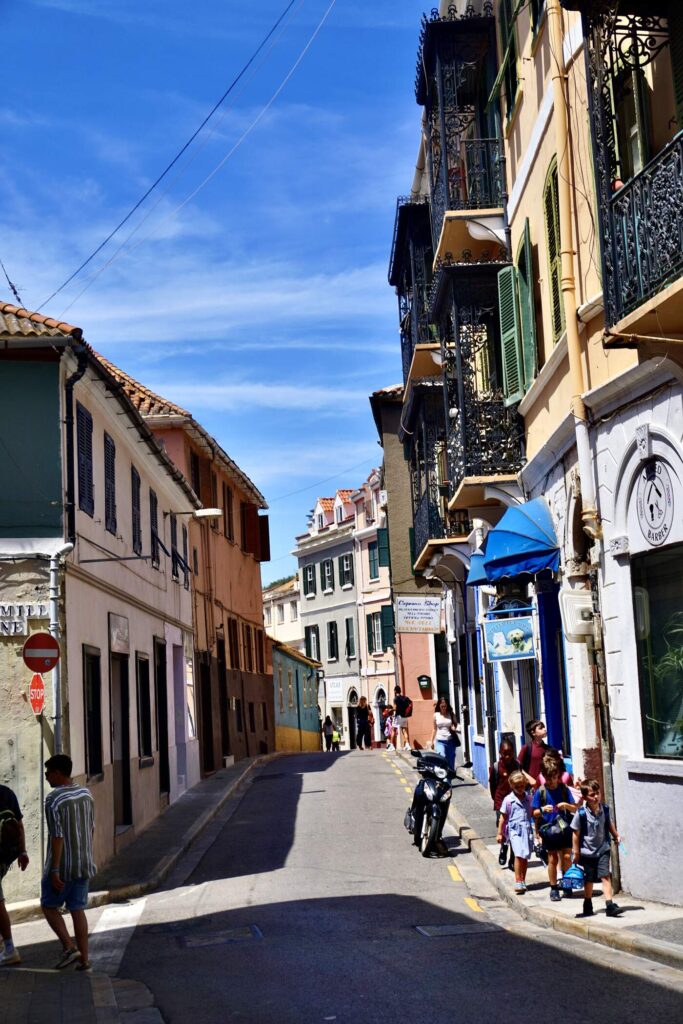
[41,755,96,971]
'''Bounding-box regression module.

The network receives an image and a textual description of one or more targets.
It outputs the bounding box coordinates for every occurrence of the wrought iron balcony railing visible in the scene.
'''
[431,138,504,249]
[608,132,683,323]
[447,388,524,495]
[413,490,444,563]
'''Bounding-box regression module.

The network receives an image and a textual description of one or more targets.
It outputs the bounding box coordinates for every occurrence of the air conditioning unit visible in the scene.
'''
[559,588,594,643]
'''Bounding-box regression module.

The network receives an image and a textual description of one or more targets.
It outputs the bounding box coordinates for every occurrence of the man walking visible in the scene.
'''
[0,783,29,966]
[41,755,96,971]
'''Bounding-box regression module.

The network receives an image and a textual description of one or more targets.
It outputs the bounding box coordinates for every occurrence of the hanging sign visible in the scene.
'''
[483,615,535,662]
[29,674,45,716]
[396,596,442,633]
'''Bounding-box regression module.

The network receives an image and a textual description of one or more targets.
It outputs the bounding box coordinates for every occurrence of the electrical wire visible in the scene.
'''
[0,256,23,305]
[58,0,337,316]
[268,455,375,504]
[37,0,300,312]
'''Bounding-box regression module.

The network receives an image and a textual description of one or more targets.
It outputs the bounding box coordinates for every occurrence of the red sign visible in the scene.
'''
[23,632,60,673]
[29,674,45,716]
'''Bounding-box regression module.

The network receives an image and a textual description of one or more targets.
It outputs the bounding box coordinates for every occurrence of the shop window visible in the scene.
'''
[473,673,484,736]
[632,544,683,759]
[83,646,103,778]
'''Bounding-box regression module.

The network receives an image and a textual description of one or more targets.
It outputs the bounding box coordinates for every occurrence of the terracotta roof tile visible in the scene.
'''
[96,355,189,418]
[318,498,335,511]
[0,301,82,340]
[336,489,354,500]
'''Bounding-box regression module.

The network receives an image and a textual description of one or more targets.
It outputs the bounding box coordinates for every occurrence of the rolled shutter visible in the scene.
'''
[366,614,374,655]
[518,218,538,391]
[498,265,523,407]
[380,604,395,651]
[377,527,390,567]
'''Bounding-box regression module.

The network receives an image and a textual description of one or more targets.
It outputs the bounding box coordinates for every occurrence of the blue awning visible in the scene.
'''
[482,498,560,582]
[465,536,489,587]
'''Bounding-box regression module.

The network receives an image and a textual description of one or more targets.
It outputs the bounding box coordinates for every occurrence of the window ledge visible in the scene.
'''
[342,583,353,591]
[623,758,683,780]
[139,756,155,769]
[305,593,316,600]
[328,657,338,664]
[368,575,380,583]
[323,588,334,596]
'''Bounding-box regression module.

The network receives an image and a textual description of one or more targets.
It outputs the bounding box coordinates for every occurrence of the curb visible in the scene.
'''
[7,754,270,924]
[397,752,683,972]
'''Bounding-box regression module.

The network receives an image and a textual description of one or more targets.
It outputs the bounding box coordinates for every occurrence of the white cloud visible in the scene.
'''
[145,379,368,414]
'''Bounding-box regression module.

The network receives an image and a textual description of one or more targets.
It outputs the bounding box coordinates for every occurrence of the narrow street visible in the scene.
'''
[14,751,679,1024]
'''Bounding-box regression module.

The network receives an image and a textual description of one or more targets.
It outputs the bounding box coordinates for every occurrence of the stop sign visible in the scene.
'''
[29,674,45,716]
[23,632,60,673]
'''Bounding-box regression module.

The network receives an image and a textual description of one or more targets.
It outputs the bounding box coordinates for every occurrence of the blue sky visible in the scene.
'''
[1,0,426,582]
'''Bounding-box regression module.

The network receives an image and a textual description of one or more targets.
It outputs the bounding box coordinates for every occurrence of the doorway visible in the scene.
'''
[154,639,170,795]
[517,659,539,746]
[110,654,132,831]
[217,637,231,760]
[199,657,214,773]
[483,660,498,766]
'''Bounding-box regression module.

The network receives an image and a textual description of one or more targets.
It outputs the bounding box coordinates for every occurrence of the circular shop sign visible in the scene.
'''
[636,459,674,546]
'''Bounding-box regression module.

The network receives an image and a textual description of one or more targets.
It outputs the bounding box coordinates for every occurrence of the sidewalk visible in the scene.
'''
[2,755,266,1023]
[397,751,683,971]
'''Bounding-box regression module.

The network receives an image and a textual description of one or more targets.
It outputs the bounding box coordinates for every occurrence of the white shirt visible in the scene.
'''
[434,712,456,742]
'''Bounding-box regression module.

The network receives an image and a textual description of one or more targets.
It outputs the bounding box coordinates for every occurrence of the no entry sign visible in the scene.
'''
[23,632,60,673]
[29,673,45,716]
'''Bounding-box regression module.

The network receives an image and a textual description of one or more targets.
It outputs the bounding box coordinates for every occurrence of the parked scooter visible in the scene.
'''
[403,749,457,857]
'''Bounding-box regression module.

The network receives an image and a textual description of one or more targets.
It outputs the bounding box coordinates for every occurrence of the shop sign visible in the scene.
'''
[396,595,442,634]
[0,603,48,638]
[326,679,344,702]
[636,459,674,547]
[109,613,130,654]
[483,615,535,662]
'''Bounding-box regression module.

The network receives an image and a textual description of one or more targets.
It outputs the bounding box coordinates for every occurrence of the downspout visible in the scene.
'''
[49,542,74,754]
[64,346,88,545]
[547,0,600,539]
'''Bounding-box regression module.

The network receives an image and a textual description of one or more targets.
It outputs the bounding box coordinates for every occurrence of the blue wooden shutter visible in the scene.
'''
[380,604,395,651]
[76,402,94,516]
[498,265,523,406]
[104,432,116,534]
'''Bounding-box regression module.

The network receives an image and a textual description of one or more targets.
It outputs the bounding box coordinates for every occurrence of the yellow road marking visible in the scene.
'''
[399,777,407,784]
[448,864,463,883]
[404,786,412,794]
[464,897,484,914]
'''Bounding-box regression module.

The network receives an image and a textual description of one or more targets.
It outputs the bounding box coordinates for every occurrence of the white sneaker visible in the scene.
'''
[386,743,395,751]
[0,949,21,966]
[404,744,411,751]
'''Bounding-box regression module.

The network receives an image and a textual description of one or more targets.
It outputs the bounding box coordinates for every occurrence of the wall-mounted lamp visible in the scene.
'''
[164,507,222,520]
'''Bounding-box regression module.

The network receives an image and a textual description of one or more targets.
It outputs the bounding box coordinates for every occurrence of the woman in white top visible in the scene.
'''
[430,697,459,770]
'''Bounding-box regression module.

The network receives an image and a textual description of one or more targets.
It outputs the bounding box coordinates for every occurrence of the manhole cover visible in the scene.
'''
[415,924,499,938]
[179,924,263,948]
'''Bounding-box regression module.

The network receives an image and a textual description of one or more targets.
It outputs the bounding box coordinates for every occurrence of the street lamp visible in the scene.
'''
[165,507,222,520]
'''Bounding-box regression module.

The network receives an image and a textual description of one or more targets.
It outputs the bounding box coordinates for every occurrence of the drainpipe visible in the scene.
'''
[547,0,600,539]
[49,542,74,754]
[64,346,88,545]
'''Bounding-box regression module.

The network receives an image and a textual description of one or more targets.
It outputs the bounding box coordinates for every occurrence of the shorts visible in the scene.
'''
[540,826,573,851]
[394,716,408,728]
[40,875,90,911]
[579,849,611,884]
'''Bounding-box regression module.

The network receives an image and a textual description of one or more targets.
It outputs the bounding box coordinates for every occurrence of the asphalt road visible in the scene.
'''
[110,750,683,1024]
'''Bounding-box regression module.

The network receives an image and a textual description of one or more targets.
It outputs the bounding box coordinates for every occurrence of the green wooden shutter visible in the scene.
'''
[338,555,344,584]
[517,218,538,391]
[304,627,311,660]
[348,554,354,586]
[380,604,395,651]
[320,561,326,591]
[329,558,335,591]
[366,614,374,655]
[377,527,390,567]
[544,164,564,342]
[498,265,523,406]
[670,9,683,128]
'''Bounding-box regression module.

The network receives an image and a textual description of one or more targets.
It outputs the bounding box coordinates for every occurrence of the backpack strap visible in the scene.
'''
[520,744,531,772]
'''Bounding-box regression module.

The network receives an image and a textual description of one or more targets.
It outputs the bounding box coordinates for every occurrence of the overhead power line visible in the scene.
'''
[37,0,299,311]
[0,257,23,306]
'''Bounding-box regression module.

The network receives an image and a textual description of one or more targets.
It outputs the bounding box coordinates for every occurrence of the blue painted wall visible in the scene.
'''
[272,647,320,742]
[0,361,62,537]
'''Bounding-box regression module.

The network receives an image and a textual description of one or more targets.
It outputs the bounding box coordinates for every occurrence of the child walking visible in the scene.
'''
[532,754,578,902]
[489,739,520,869]
[497,770,534,894]
[570,778,625,918]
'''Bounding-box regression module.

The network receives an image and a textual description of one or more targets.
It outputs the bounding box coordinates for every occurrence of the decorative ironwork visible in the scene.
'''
[583,6,681,324]
[390,197,433,385]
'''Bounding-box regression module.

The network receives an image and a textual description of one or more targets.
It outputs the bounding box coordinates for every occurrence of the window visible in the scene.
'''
[256,629,265,673]
[189,450,201,497]
[150,489,160,567]
[289,600,298,621]
[327,621,339,662]
[335,505,343,524]
[76,402,94,516]
[304,625,320,662]
[131,466,142,555]
[240,502,248,551]
[83,646,102,777]
[345,617,356,659]
[303,564,317,597]
[228,618,240,669]
[377,528,390,568]
[235,698,243,733]
[170,514,179,580]
[339,553,354,588]
[223,483,234,541]
[368,541,379,580]
[633,542,683,759]
[544,160,565,343]
[136,654,153,760]
[243,623,254,672]
[193,547,199,575]
[613,67,651,182]
[316,513,324,530]
[277,604,285,624]
[320,558,335,593]
[288,668,294,707]
[499,0,520,117]
[181,525,190,589]
[248,701,256,732]
[265,606,272,627]
[367,612,382,655]
[104,433,116,534]
[278,664,285,711]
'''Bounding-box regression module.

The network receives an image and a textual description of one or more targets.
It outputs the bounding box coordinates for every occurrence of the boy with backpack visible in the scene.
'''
[0,783,30,966]
[570,778,625,918]
[393,685,413,751]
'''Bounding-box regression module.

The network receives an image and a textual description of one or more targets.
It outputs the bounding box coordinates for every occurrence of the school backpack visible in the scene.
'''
[404,699,413,719]
[0,808,22,867]
[578,804,611,845]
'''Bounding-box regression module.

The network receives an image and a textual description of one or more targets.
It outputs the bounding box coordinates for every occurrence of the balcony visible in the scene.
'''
[390,197,433,386]
[446,388,524,511]
[413,490,471,572]
[608,132,683,325]
[431,138,507,265]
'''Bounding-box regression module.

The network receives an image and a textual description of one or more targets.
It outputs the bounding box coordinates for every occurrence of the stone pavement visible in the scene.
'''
[1,755,266,1023]
[397,749,683,971]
